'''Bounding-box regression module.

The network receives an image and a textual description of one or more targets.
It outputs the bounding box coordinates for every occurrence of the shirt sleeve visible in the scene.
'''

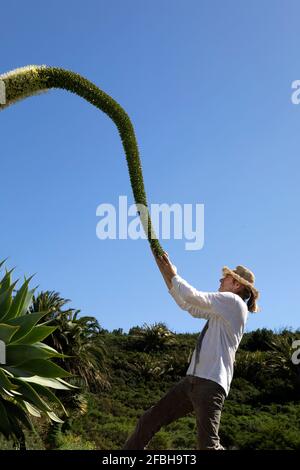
[168,286,211,320]
[168,275,212,319]
[168,274,247,328]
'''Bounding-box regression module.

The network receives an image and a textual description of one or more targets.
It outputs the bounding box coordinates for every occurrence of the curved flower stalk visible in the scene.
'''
[0,65,164,256]
[0,259,74,446]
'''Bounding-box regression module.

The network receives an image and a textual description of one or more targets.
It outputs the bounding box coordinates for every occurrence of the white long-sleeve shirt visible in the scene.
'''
[168,274,249,396]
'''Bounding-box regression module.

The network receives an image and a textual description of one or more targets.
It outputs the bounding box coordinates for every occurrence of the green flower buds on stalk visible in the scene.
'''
[0,65,164,256]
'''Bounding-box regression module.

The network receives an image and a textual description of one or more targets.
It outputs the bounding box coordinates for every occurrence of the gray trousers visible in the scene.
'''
[123,375,226,450]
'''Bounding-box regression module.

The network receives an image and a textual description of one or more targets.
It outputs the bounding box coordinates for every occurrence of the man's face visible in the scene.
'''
[218,274,241,293]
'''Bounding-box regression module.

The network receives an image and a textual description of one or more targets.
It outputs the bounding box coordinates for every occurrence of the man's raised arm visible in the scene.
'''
[152,250,222,321]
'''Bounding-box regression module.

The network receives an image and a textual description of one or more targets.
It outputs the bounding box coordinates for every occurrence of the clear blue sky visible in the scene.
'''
[1,0,299,334]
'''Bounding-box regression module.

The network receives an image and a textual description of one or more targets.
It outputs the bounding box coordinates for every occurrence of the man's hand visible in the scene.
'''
[151,248,177,290]
[159,252,178,279]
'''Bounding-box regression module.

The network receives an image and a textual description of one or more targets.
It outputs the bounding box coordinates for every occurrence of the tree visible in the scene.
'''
[267,335,300,389]
[240,328,275,352]
[30,290,110,448]
[130,322,175,352]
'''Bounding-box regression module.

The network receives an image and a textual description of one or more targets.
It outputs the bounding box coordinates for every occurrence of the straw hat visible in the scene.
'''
[222,265,259,300]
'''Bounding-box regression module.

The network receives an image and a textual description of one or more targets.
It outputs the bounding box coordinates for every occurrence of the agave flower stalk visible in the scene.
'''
[0,65,164,256]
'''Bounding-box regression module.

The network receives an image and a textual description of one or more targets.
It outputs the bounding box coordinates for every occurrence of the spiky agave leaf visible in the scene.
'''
[0,260,73,445]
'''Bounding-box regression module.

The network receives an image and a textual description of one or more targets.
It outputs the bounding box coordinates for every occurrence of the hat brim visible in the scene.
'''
[222,266,259,299]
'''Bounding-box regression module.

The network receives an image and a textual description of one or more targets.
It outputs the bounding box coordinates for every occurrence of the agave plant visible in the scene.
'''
[0,260,73,447]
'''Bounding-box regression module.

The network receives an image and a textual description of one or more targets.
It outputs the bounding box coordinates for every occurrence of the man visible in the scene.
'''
[123,251,260,450]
